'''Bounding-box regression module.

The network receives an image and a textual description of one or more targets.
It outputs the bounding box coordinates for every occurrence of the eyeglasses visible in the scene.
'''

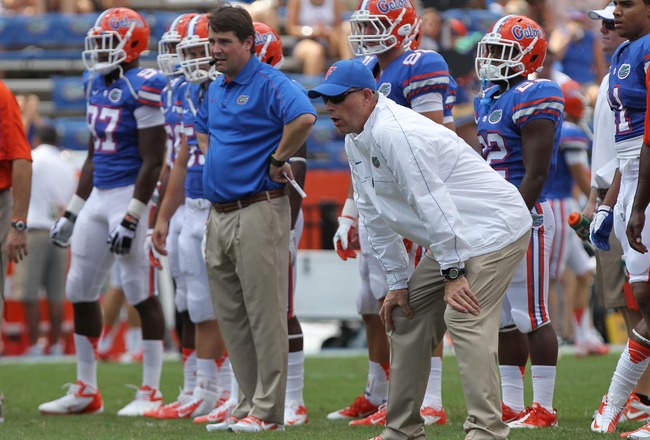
[322,89,363,105]
[602,20,616,31]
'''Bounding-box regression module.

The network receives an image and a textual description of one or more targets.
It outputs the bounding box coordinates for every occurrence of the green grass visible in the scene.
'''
[0,352,642,439]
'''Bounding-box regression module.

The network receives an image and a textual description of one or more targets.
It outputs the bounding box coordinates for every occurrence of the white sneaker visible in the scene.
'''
[194,398,237,424]
[622,422,650,439]
[591,394,625,433]
[206,415,239,432]
[284,400,308,426]
[38,381,103,415]
[622,394,650,423]
[117,385,163,416]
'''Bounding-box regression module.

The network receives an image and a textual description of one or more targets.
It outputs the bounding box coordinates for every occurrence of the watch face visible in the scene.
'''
[448,268,459,279]
[12,221,26,231]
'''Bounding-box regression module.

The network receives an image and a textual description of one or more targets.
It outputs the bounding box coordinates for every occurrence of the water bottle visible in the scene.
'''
[568,212,591,241]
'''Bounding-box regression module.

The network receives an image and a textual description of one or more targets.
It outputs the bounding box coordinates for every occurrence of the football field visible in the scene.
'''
[0,351,639,439]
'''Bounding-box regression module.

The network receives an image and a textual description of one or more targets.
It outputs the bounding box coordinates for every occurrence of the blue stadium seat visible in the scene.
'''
[51,76,86,111]
[306,116,347,170]
[54,117,89,151]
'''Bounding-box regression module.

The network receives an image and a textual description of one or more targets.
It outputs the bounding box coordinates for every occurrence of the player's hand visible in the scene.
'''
[380,288,411,332]
[444,277,480,315]
[50,212,76,248]
[144,228,163,269]
[590,206,613,251]
[627,209,648,254]
[5,228,27,263]
[289,229,298,266]
[108,214,139,255]
[333,216,357,260]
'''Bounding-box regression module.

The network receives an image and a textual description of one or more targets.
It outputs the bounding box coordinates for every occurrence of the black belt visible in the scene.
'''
[212,188,287,213]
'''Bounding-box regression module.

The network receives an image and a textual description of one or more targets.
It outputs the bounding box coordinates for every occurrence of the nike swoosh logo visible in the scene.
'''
[592,420,601,429]
[625,408,650,420]
[355,161,362,165]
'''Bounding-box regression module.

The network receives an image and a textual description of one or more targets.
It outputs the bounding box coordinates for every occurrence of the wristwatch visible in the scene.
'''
[441,267,465,282]
[11,219,27,231]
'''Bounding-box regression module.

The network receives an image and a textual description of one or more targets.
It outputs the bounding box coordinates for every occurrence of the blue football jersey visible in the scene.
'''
[548,121,591,200]
[84,67,166,189]
[182,82,208,200]
[162,76,187,168]
[608,34,650,147]
[474,79,564,202]
[360,50,453,117]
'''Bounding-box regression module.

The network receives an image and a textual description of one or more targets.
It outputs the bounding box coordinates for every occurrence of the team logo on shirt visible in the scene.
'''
[618,64,631,79]
[236,95,249,105]
[108,89,122,103]
[378,82,391,96]
[488,109,502,124]
[372,156,380,168]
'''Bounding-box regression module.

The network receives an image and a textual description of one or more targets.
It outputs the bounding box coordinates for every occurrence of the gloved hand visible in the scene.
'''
[333,216,357,261]
[108,214,139,255]
[590,206,613,251]
[289,229,298,266]
[50,211,77,248]
[144,228,162,269]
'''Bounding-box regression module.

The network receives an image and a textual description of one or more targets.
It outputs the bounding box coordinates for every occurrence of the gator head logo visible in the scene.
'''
[488,109,502,124]
[108,88,122,103]
[372,156,380,168]
[618,64,631,79]
[378,82,391,96]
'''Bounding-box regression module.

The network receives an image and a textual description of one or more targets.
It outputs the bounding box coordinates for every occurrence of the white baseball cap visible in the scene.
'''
[588,1,615,20]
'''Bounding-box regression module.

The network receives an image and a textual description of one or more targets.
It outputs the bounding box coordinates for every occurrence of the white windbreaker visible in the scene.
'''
[346,95,532,290]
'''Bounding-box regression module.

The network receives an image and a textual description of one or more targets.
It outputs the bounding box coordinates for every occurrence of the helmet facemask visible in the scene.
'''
[349,8,416,56]
[82,26,134,75]
[157,31,182,76]
[475,34,532,83]
[177,37,218,84]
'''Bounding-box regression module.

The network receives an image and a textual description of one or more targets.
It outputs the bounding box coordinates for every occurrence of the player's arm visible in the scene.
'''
[152,135,189,255]
[134,124,166,206]
[289,142,307,230]
[519,118,556,209]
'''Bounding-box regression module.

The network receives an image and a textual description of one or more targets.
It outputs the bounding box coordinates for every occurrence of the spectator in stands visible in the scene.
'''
[419,8,442,51]
[232,0,280,32]
[16,94,42,145]
[549,9,607,89]
[14,125,76,357]
[285,0,352,75]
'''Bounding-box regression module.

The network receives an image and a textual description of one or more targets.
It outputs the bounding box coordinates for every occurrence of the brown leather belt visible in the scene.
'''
[212,188,287,213]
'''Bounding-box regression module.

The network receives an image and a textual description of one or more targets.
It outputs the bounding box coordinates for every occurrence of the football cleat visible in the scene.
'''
[38,381,103,415]
[621,421,650,439]
[144,390,192,418]
[421,405,448,425]
[508,403,557,428]
[206,415,238,432]
[621,394,650,423]
[350,403,386,426]
[591,394,625,433]
[327,395,381,420]
[228,415,284,432]
[157,387,218,419]
[194,398,237,424]
[502,401,525,423]
[284,400,308,426]
[117,385,163,416]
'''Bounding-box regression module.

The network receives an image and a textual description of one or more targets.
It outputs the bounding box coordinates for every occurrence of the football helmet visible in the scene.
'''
[348,0,421,56]
[561,79,586,120]
[253,22,284,69]
[475,15,547,83]
[157,12,198,76]
[176,14,218,83]
[82,7,150,75]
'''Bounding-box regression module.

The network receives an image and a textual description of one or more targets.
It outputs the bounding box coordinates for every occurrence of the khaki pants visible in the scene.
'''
[380,231,530,440]
[595,233,627,309]
[204,195,290,424]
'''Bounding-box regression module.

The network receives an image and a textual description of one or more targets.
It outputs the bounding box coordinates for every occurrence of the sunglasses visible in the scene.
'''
[322,89,363,105]
[602,20,616,31]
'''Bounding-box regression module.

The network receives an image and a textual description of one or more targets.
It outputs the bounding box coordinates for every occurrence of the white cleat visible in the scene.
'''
[117,385,163,417]
[194,398,237,424]
[229,415,284,432]
[38,381,103,415]
[591,394,625,433]
[284,400,308,426]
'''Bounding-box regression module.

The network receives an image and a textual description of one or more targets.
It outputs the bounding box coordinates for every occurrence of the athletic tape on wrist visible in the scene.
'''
[127,198,147,220]
[66,194,86,216]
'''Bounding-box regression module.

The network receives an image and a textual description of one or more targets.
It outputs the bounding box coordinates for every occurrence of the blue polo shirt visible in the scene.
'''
[195,55,316,203]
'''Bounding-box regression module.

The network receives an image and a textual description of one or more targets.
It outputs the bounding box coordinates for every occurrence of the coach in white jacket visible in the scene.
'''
[309,59,532,440]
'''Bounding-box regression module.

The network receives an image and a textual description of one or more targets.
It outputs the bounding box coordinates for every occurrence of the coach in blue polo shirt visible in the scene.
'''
[194,3,316,433]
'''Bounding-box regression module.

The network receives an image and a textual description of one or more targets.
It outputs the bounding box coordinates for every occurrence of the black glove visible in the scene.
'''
[108,214,139,255]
